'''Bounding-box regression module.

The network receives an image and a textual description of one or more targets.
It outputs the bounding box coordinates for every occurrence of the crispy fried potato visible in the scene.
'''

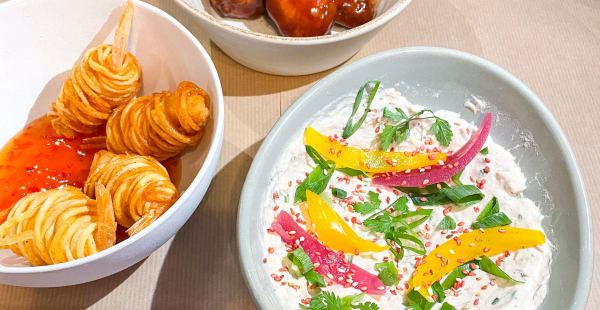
[48,1,141,137]
[106,81,210,161]
[84,151,179,236]
[0,186,116,266]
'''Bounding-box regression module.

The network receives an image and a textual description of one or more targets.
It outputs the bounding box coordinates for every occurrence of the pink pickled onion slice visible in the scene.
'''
[271,211,386,295]
[373,113,492,187]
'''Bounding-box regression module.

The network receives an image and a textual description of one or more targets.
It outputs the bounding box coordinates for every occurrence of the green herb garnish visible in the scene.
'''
[431,281,446,302]
[471,197,512,229]
[451,169,464,186]
[304,270,326,288]
[480,147,489,155]
[437,216,456,230]
[288,248,314,274]
[300,292,379,310]
[374,261,399,286]
[353,191,381,215]
[362,197,431,260]
[342,81,381,139]
[478,255,523,283]
[336,167,367,177]
[442,255,523,290]
[380,108,453,150]
[295,146,336,203]
[332,187,347,199]
[440,302,456,310]
[410,184,483,207]
[406,289,434,310]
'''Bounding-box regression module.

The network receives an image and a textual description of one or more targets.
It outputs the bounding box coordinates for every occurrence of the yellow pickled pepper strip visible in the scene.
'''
[304,127,447,174]
[411,227,546,297]
[306,191,388,253]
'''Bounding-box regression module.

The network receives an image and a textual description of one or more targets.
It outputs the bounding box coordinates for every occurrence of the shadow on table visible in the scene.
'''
[210,43,335,97]
[150,141,262,310]
[0,261,143,309]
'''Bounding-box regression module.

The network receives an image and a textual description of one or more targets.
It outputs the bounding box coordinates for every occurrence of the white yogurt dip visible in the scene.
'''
[261,88,552,309]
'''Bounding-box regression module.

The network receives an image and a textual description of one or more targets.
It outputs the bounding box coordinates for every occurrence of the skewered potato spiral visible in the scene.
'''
[47,1,142,138]
[84,151,179,236]
[0,185,116,266]
[106,81,210,161]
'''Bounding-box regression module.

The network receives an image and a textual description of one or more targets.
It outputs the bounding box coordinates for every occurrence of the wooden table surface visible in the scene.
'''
[0,0,598,309]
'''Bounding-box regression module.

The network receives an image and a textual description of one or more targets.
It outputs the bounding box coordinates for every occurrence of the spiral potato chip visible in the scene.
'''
[106,81,210,161]
[47,1,142,138]
[0,184,116,266]
[84,151,179,236]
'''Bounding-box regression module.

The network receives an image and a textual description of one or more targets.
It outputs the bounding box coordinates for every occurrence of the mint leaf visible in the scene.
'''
[431,118,453,147]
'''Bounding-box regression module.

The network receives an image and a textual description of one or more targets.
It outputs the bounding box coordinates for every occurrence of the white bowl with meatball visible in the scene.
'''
[176,0,412,75]
[0,0,224,287]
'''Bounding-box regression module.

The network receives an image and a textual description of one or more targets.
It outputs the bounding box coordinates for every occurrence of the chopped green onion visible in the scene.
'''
[471,212,512,229]
[492,297,500,305]
[287,248,314,274]
[342,81,381,139]
[478,255,523,283]
[477,197,499,221]
[437,216,456,230]
[304,270,326,288]
[480,147,489,155]
[441,185,484,207]
[294,147,336,203]
[375,261,399,286]
[336,167,366,177]
[451,169,464,186]
[431,281,446,302]
[411,191,452,206]
[441,262,473,290]
[332,187,347,199]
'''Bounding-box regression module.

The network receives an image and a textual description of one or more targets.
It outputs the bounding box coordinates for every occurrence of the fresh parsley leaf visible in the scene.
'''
[351,302,379,310]
[437,216,456,230]
[374,261,399,286]
[301,291,342,310]
[440,302,456,310]
[380,125,397,151]
[480,147,489,155]
[392,196,409,212]
[342,81,381,139]
[353,191,381,215]
[383,107,408,122]
[332,188,347,199]
[430,118,453,147]
[406,290,434,310]
[431,281,446,302]
[394,124,410,145]
[363,213,392,233]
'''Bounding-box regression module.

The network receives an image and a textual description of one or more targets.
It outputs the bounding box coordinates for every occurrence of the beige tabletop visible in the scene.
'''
[1,0,598,309]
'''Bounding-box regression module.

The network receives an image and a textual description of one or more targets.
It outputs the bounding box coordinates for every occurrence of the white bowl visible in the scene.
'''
[238,48,592,309]
[176,0,412,76]
[0,0,224,287]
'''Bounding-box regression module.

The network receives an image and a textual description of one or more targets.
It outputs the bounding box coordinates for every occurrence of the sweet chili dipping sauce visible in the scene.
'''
[0,116,103,221]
